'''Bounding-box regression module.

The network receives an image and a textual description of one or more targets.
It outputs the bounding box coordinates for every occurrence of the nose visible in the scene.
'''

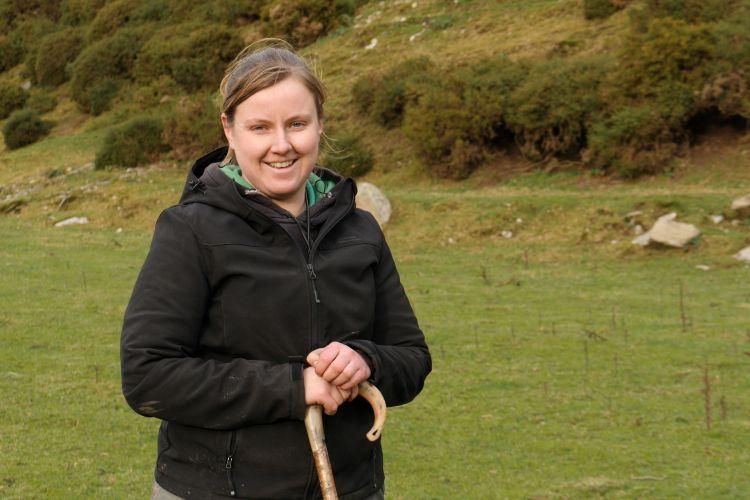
[270,129,293,155]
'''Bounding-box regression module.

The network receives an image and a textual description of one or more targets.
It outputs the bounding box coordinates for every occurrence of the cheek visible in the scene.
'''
[293,130,321,155]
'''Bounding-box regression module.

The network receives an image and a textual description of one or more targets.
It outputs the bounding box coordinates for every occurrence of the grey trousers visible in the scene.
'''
[151,481,385,499]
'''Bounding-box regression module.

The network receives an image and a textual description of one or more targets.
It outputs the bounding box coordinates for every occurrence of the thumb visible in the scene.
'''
[307,348,324,366]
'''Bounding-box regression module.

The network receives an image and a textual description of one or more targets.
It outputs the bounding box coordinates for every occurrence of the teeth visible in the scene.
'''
[268,160,294,168]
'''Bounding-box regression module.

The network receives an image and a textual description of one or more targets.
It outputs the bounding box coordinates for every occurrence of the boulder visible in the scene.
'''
[734,246,750,263]
[648,212,700,248]
[356,182,391,227]
[632,212,700,248]
[731,194,750,217]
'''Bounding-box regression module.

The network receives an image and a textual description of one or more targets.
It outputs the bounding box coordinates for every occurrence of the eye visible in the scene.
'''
[290,120,306,129]
[249,124,267,132]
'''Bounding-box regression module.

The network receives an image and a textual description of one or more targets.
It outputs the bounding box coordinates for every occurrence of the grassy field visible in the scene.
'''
[2,146,750,497]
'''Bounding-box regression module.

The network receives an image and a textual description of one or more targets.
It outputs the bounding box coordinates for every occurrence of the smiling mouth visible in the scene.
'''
[266,159,297,169]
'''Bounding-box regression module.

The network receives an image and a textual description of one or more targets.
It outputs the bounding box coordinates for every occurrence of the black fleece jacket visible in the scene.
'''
[120,147,431,499]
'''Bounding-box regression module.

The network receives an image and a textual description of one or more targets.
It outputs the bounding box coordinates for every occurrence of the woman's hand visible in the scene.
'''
[307,342,372,400]
[303,367,352,415]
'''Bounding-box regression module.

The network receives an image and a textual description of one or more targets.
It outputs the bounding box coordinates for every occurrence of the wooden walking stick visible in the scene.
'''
[304,381,387,500]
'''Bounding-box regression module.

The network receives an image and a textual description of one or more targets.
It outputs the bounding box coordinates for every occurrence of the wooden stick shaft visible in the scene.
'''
[304,405,338,500]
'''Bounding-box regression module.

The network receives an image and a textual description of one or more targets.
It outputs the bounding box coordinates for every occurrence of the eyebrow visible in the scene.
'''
[242,114,314,125]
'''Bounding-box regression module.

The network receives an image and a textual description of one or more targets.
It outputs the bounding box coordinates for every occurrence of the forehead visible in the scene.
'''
[235,77,318,119]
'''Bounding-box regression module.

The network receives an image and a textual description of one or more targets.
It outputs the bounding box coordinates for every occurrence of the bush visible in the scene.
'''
[583,0,622,20]
[33,27,85,86]
[2,109,52,149]
[262,0,357,47]
[585,106,681,177]
[0,80,28,119]
[86,0,139,43]
[185,0,263,24]
[642,0,738,23]
[69,26,153,113]
[403,58,527,179]
[25,90,57,114]
[134,23,244,92]
[7,17,57,81]
[506,56,611,161]
[320,133,373,178]
[163,95,225,160]
[95,117,168,169]
[87,79,120,116]
[619,17,716,98]
[60,0,105,26]
[352,57,435,128]
[0,35,22,71]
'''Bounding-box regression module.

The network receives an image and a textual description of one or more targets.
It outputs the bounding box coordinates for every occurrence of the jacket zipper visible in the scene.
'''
[225,430,237,497]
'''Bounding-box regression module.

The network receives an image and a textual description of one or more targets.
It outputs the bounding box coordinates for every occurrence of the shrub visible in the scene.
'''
[320,133,373,178]
[186,0,263,24]
[87,79,120,116]
[134,23,244,92]
[60,0,105,26]
[2,109,52,149]
[506,56,611,161]
[585,106,681,177]
[163,95,225,160]
[583,0,628,20]
[7,17,57,81]
[95,117,168,169]
[130,75,181,110]
[69,26,153,113]
[352,57,435,128]
[643,0,738,23]
[0,35,22,71]
[0,80,28,119]
[34,27,85,86]
[262,0,357,47]
[86,0,139,43]
[619,17,716,98]
[25,90,57,114]
[403,58,527,179]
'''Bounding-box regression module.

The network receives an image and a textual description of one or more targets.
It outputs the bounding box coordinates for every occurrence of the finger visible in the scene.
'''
[322,349,353,382]
[324,399,338,416]
[306,348,324,367]
[331,363,357,387]
[340,367,367,390]
[314,344,342,376]
[346,384,359,402]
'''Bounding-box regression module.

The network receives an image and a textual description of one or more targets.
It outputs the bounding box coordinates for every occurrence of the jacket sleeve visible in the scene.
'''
[120,208,306,430]
[345,225,431,407]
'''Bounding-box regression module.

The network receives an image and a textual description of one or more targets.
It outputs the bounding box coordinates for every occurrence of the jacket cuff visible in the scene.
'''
[343,340,381,385]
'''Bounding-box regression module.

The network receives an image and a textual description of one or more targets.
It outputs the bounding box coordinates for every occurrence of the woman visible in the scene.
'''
[120,41,431,499]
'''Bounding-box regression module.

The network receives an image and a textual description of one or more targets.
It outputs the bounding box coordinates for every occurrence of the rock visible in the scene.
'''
[625,210,643,219]
[647,212,701,248]
[501,230,513,239]
[734,246,750,263]
[731,194,750,217]
[633,224,644,235]
[356,182,391,227]
[632,233,651,246]
[695,264,711,271]
[709,214,724,224]
[21,80,31,90]
[364,38,378,50]
[55,216,89,227]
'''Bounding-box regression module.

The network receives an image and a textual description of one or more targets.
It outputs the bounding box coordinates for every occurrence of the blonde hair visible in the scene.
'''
[220,39,327,165]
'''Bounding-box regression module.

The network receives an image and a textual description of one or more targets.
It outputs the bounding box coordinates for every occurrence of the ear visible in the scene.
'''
[221,113,234,148]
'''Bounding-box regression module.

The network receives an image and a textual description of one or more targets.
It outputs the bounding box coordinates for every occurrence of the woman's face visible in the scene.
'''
[222,76,322,214]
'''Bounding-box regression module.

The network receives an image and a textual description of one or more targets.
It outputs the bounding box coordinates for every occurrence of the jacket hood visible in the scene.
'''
[179,147,357,224]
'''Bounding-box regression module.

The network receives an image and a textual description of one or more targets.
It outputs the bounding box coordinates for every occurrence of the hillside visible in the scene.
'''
[0,0,748,232]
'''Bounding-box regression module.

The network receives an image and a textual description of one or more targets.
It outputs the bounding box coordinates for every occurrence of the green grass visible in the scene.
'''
[2,171,750,497]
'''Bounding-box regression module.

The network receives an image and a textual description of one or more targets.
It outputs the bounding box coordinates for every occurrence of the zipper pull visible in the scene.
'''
[225,456,233,469]
[306,264,321,304]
